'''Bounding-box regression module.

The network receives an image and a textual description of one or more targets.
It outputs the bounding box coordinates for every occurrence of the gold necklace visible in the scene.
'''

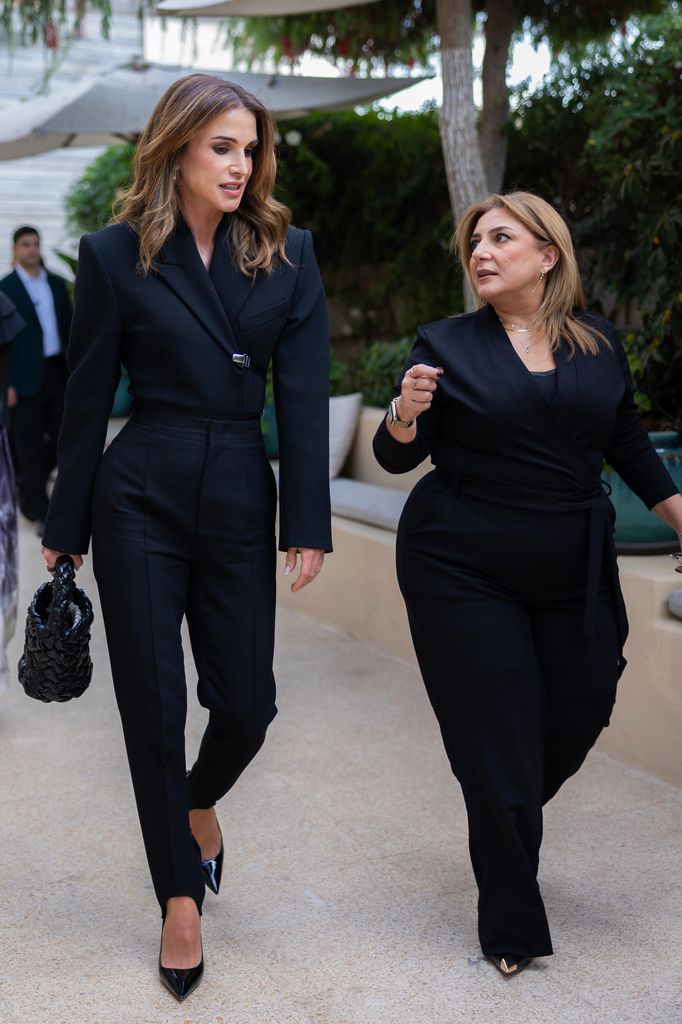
[501,321,533,333]
[502,322,537,355]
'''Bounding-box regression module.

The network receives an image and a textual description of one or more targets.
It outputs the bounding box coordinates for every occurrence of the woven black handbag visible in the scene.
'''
[18,555,94,702]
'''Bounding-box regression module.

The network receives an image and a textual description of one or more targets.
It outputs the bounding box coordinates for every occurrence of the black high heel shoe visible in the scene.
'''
[488,954,533,976]
[199,822,224,895]
[158,932,204,1002]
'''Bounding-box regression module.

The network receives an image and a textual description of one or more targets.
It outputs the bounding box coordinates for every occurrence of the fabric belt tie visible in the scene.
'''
[435,470,627,667]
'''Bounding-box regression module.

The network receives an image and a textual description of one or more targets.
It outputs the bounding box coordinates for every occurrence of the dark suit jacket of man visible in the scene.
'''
[42,215,332,557]
[0,269,72,396]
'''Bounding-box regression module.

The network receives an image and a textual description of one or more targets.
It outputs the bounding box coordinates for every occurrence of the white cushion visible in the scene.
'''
[330,478,407,532]
[329,392,363,479]
[668,590,682,620]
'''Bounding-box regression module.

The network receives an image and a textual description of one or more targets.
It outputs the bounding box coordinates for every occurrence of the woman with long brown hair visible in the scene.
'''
[41,74,331,1001]
[374,191,682,975]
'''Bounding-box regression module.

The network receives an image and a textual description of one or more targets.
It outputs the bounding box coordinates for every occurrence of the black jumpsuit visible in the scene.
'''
[373,305,678,959]
[43,216,332,915]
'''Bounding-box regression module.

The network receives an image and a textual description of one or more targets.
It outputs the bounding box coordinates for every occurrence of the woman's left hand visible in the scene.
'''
[284,547,325,592]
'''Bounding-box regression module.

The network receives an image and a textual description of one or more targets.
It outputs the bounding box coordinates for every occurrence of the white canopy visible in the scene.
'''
[155,0,379,16]
[0,62,426,161]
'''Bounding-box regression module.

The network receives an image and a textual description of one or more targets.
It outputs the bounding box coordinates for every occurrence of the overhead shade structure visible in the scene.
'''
[0,61,427,161]
[155,0,379,15]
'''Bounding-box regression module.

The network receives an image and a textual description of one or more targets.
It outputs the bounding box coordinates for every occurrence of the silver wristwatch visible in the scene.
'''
[389,397,414,428]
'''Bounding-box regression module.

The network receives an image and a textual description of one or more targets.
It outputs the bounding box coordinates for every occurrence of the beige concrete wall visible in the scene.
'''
[597,557,682,787]
[278,517,416,665]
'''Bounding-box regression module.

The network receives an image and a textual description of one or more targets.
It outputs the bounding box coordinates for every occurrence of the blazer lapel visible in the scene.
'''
[156,215,238,357]
[479,304,596,491]
[208,217,257,326]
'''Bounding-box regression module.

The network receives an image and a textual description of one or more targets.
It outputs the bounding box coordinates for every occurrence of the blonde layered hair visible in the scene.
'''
[454,192,609,356]
[114,74,290,276]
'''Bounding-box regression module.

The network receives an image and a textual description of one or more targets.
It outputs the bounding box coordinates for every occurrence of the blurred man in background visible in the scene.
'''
[0,226,71,531]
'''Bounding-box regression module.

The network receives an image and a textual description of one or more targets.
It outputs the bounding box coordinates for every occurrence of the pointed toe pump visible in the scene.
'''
[489,954,533,977]
[158,943,204,1002]
[199,823,224,895]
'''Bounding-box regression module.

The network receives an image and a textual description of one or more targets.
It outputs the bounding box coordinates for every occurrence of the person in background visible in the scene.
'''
[0,227,72,531]
[373,191,682,977]
[0,292,25,693]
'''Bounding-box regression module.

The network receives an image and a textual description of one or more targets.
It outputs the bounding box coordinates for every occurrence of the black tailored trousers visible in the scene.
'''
[397,471,621,960]
[91,409,278,914]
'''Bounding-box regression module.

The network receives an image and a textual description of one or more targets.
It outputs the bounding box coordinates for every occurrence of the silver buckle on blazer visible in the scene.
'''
[232,353,251,368]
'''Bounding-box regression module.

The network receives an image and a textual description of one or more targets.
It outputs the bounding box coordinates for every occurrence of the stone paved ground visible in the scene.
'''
[2,517,681,1024]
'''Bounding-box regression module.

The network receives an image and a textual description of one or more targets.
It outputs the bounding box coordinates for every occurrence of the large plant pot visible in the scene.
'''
[261,402,278,458]
[604,432,682,554]
[111,365,133,418]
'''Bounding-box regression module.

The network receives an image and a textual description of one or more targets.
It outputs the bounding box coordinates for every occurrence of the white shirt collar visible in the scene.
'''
[15,263,47,287]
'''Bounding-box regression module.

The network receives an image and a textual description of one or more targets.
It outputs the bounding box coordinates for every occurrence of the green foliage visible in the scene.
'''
[522,0,667,48]
[223,0,437,74]
[355,338,413,408]
[276,108,460,342]
[0,1,113,45]
[64,143,134,236]
[54,250,76,299]
[506,7,682,424]
[223,0,666,74]
[329,347,352,397]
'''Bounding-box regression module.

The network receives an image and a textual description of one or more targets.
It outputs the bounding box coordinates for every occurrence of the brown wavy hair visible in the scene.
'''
[454,191,609,356]
[113,73,291,276]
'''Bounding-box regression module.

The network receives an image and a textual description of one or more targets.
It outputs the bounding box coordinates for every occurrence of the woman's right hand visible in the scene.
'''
[41,546,83,572]
[396,363,444,422]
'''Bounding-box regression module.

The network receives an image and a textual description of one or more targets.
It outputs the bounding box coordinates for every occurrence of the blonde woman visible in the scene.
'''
[374,192,682,975]
[41,75,331,1000]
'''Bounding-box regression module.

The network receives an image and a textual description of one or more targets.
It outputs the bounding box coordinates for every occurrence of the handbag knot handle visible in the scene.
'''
[51,555,76,616]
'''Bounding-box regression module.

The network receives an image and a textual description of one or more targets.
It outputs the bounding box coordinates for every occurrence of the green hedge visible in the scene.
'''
[275,108,461,342]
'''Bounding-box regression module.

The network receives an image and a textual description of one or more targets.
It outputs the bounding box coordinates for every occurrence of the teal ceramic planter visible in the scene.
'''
[604,432,682,553]
[261,402,278,458]
[112,365,133,418]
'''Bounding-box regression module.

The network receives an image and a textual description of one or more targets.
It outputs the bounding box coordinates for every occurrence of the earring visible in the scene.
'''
[529,269,546,296]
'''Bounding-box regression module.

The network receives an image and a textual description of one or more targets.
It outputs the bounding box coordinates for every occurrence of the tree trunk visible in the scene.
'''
[480,0,516,193]
[436,0,487,311]
[436,0,487,219]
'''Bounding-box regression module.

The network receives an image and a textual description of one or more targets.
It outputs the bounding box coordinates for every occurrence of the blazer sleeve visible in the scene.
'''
[604,332,679,508]
[372,326,444,474]
[272,229,332,552]
[42,235,122,554]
